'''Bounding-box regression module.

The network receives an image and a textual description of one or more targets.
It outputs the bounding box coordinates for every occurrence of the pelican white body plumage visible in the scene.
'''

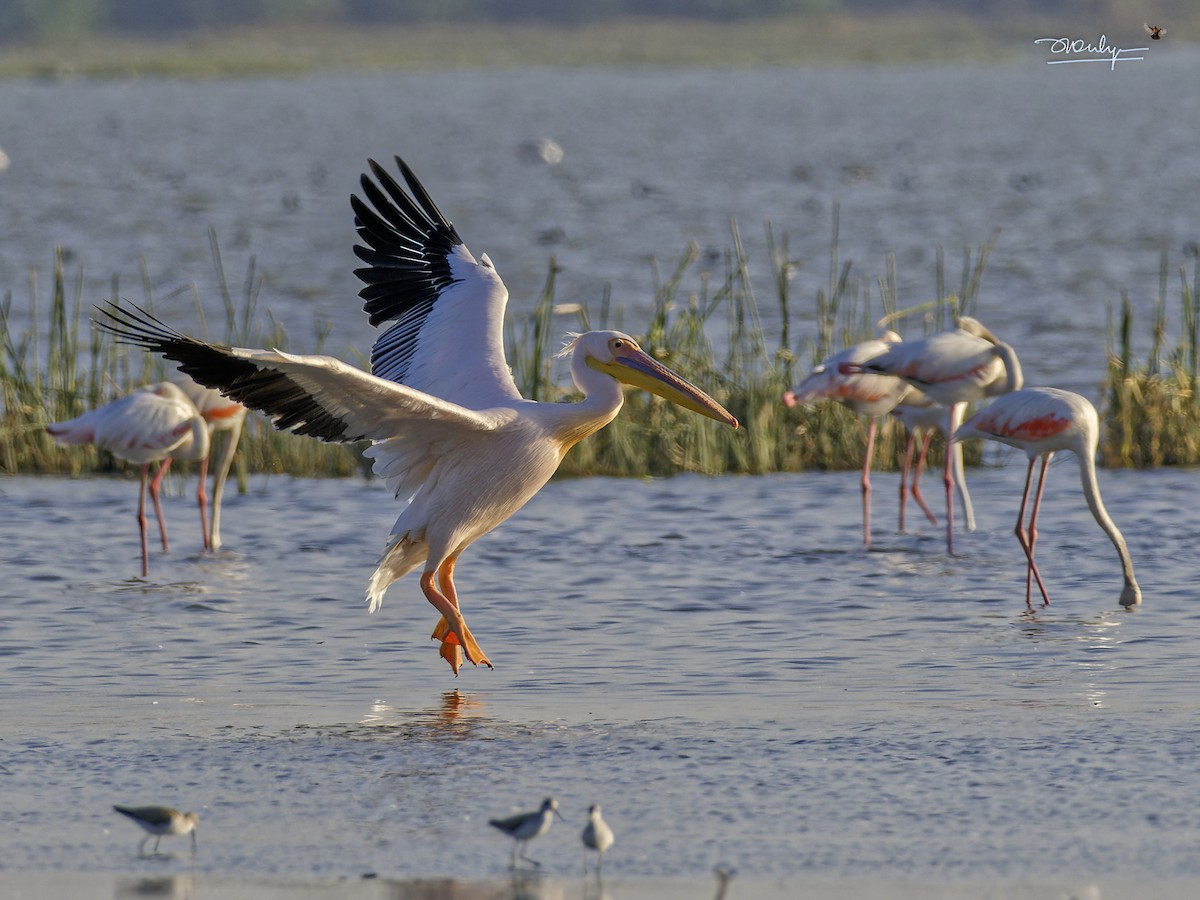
[98,156,737,674]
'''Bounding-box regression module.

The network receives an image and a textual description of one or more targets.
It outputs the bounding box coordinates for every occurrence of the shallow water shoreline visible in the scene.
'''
[3,471,1196,885]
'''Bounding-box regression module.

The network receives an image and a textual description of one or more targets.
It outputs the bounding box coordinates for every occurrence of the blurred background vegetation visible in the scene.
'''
[0,0,1187,41]
[0,0,1189,75]
[0,0,1152,42]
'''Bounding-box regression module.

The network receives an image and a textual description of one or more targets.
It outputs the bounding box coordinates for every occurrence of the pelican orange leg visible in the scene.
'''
[421,555,493,674]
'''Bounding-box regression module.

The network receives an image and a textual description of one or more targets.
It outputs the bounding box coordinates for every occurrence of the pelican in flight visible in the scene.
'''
[98,156,737,673]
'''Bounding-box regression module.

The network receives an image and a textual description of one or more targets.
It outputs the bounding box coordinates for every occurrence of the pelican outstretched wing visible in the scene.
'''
[95,302,508,446]
[351,157,522,409]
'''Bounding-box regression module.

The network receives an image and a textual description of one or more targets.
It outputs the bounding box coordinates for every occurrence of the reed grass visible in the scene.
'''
[2,221,1039,484]
[2,235,364,482]
[1102,250,1200,467]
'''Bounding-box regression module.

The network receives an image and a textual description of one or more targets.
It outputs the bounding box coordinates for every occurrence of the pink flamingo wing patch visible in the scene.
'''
[981,411,1071,441]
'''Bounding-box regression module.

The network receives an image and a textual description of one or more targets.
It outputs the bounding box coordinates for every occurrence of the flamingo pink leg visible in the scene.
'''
[911,431,938,526]
[899,430,915,533]
[196,455,211,551]
[1014,456,1053,607]
[136,463,151,578]
[861,418,877,545]
[943,403,965,555]
[148,459,173,553]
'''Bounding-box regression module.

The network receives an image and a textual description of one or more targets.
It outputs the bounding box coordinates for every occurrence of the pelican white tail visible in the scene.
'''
[366,533,427,612]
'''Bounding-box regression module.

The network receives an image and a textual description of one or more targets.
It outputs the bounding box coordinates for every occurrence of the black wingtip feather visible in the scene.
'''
[350,156,464,341]
[93,302,365,445]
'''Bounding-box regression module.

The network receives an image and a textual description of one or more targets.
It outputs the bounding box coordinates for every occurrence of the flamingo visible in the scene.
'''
[782,332,911,545]
[951,387,1141,608]
[46,382,210,577]
[97,156,738,674]
[888,391,975,534]
[175,379,248,551]
[847,316,1023,554]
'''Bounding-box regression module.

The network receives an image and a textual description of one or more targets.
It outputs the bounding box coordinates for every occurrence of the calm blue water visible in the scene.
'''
[2,465,1198,885]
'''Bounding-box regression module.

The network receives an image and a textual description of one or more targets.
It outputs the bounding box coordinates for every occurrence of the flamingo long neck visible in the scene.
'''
[175,416,212,463]
[208,414,245,550]
[987,341,1024,396]
[1077,449,1141,606]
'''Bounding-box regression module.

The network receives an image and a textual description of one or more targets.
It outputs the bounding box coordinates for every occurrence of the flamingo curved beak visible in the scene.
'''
[588,346,738,428]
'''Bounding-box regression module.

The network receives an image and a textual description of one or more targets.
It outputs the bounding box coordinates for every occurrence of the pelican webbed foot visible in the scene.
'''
[431,616,493,674]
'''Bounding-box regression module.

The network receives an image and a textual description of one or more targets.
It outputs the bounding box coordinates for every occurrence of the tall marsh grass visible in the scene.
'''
[1103,250,1200,467]
[2,222,1035,483]
[3,235,362,481]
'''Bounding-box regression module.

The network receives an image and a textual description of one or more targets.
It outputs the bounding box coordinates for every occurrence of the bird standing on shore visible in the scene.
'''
[581,803,614,875]
[98,156,737,674]
[490,797,563,868]
[952,387,1141,608]
[113,804,199,856]
[47,382,211,577]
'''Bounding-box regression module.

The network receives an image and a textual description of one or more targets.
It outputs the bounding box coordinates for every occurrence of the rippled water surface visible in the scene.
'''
[4,54,1200,891]
[3,52,1200,394]
[2,466,1198,885]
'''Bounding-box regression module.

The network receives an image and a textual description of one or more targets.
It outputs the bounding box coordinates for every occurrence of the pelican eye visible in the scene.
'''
[610,337,636,353]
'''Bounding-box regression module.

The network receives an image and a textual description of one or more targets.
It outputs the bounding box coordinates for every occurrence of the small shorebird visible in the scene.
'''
[113,804,199,855]
[713,864,736,900]
[489,797,562,868]
[581,803,614,875]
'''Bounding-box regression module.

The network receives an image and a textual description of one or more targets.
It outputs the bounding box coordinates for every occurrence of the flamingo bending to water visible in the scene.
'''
[952,386,1141,608]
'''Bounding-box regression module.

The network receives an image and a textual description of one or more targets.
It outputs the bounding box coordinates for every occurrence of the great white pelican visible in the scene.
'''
[98,156,738,674]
